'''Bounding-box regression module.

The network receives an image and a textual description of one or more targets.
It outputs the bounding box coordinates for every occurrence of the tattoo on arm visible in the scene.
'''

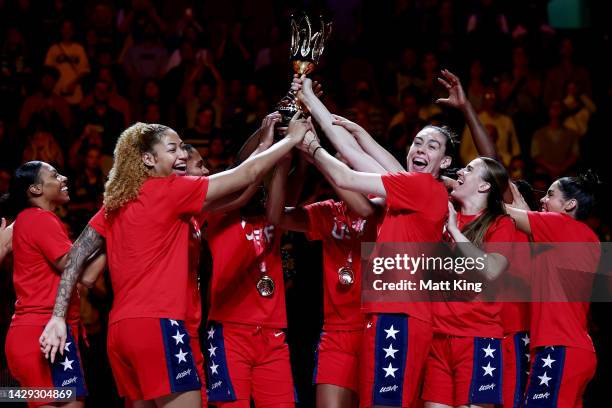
[53,226,104,317]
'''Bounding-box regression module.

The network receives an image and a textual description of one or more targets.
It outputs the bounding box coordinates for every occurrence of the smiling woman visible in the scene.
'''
[40,118,308,408]
[2,161,89,407]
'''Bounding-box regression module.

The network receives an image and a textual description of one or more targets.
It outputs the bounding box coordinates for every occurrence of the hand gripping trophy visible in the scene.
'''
[276,12,332,125]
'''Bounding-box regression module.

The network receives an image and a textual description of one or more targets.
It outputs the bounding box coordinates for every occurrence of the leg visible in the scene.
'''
[205,323,253,406]
[453,337,503,407]
[108,318,201,401]
[316,384,358,408]
[502,332,530,408]
[5,326,88,407]
[314,330,361,408]
[128,400,156,408]
[422,335,454,408]
[360,314,433,408]
[423,403,452,408]
[155,390,201,408]
[251,329,295,408]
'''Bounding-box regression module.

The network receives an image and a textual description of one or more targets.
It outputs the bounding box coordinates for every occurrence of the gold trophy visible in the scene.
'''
[276,12,332,124]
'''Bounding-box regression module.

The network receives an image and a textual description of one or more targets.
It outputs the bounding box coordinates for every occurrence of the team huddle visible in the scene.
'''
[1,70,600,408]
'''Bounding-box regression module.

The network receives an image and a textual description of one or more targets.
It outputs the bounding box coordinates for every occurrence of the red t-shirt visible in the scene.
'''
[11,208,80,326]
[185,217,203,337]
[365,172,448,322]
[305,200,378,330]
[500,228,531,334]
[433,213,518,338]
[89,175,208,324]
[205,211,286,328]
[527,211,599,351]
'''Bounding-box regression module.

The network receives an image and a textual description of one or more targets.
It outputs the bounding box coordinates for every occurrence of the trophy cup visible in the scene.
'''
[276,12,332,125]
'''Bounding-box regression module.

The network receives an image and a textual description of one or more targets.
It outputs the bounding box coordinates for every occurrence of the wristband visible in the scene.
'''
[307,138,317,152]
[312,146,323,159]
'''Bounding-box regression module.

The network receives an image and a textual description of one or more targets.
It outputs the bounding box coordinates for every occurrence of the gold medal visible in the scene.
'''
[256,275,275,297]
[337,266,355,286]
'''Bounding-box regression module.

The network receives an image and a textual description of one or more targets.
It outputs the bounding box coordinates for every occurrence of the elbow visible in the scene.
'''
[80,276,96,289]
[483,257,508,282]
[333,172,352,191]
[354,204,375,219]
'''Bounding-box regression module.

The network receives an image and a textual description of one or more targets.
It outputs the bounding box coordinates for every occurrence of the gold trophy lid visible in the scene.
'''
[289,12,332,65]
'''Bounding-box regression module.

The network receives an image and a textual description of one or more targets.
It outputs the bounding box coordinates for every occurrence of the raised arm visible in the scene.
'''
[299,132,386,198]
[504,183,532,235]
[331,114,404,173]
[40,225,104,362]
[295,77,387,174]
[203,112,280,213]
[204,112,308,206]
[436,69,497,160]
[266,151,310,232]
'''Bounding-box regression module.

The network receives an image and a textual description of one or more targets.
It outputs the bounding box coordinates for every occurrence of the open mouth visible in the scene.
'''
[60,186,68,192]
[172,164,187,174]
[411,157,428,172]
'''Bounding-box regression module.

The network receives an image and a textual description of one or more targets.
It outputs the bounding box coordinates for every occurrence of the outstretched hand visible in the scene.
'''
[291,74,323,99]
[436,69,467,111]
[287,111,310,143]
[508,182,531,211]
[330,114,369,141]
[297,129,320,154]
[260,111,282,145]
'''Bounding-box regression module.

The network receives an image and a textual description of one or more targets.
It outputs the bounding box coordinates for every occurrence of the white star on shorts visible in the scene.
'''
[383,344,398,359]
[207,327,215,339]
[60,357,74,371]
[384,325,399,340]
[521,334,530,346]
[175,348,188,364]
[482,343,496,358]
[383,362,398,378]
[172,330,185,345]
[210,361,219,375]
[482,362,496,377]
[538,371,552,387]
[541,354,556,369]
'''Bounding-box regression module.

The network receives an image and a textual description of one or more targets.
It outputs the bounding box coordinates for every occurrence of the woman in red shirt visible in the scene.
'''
[505,172,600,408]
[40,118,307,408]
[422,157,524,408]
[4,161,103,407]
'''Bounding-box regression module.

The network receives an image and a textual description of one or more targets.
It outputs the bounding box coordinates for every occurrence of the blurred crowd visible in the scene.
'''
[1,0,611,405]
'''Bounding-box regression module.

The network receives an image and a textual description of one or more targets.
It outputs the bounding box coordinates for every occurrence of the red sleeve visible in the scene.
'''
[485,216,517,243]
[167,175,209,217]
[483,215,518,260]
[34,212,72,263]
[527,211,566,242]
[304,200,336,241]
[381,172,439,212]
[88,207,107,237]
